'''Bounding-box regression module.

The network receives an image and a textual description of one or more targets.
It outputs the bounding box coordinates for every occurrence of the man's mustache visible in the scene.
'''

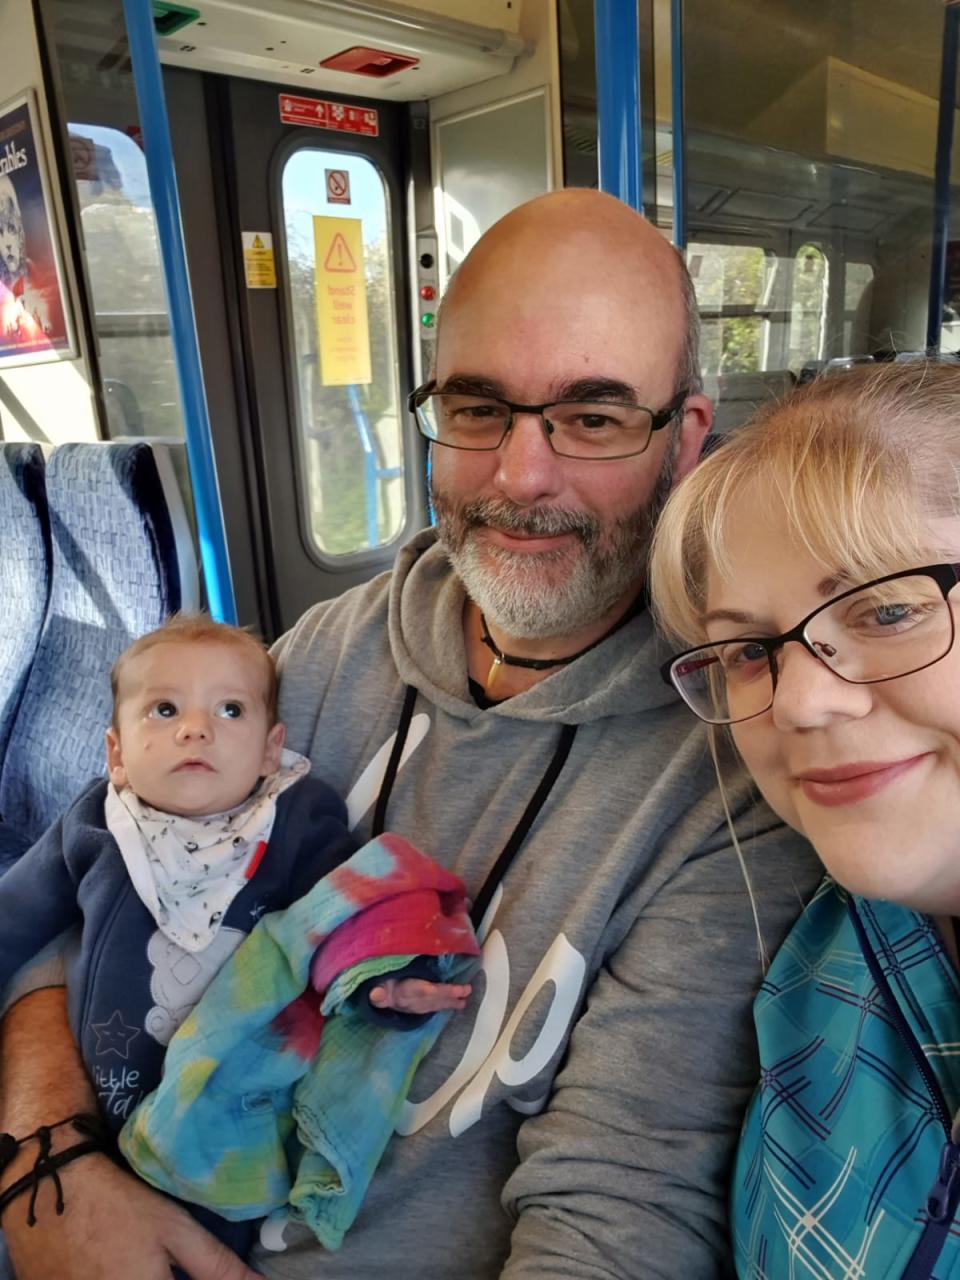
[459,499,600,548]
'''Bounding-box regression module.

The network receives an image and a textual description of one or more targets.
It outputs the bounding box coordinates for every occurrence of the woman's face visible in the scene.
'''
[706,497,960,914]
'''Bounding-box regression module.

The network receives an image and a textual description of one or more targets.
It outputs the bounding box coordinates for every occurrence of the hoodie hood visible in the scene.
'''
[388,529,682,725]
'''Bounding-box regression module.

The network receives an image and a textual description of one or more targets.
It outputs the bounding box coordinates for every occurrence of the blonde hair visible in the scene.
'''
[110,614,278,727]
[650,360,960,650]
[649,360,960,968]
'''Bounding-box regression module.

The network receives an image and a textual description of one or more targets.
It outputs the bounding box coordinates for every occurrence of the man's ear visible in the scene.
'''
[262,721,286,776]
[672,392,713,485]
[105,727,127,791]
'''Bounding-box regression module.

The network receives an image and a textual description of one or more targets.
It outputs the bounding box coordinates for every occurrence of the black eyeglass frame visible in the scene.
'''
[660,562,960,726]
[407,381,689,461]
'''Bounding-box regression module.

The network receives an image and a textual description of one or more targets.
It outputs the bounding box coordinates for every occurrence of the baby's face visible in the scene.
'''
[106,641,284,817]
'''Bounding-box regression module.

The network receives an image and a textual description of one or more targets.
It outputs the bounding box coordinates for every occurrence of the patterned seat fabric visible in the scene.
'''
[0,824,30,878]
[0,444,182,843]
[0,445,51,767]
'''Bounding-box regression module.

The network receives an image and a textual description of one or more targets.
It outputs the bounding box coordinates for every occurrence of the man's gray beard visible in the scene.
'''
[432,454,674,641]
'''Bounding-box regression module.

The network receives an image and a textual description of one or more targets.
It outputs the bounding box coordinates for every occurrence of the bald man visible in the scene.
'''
[0,192,819,1280]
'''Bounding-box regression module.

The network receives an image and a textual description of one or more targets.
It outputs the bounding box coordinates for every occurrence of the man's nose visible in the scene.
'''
[493,412,563,504]
[770,642,874,732]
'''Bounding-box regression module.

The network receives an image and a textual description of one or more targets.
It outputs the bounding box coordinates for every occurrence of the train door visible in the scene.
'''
[169,72,425,635]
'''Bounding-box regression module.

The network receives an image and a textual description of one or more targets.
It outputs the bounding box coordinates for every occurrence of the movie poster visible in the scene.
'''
[0,91,76,365]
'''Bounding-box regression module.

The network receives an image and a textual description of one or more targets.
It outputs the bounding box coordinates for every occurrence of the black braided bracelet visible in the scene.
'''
[0,1114,111,1226]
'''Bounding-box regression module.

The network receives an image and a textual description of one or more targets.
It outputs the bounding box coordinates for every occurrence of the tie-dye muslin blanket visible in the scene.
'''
[119,834,479,1249]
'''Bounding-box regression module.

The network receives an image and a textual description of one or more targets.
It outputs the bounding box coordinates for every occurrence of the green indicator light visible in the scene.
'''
[152,1,200,35]
[421,312,436,327]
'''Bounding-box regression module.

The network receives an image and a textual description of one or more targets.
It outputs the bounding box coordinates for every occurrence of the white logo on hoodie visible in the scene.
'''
[398,900,586,1136]
[346,721,588,1138]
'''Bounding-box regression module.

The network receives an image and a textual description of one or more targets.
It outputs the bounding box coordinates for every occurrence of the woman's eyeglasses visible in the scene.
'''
[661,563,960,725]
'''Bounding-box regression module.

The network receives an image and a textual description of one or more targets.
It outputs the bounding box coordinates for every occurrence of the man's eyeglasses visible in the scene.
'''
[661,563,960,726]
[407,382,688,461]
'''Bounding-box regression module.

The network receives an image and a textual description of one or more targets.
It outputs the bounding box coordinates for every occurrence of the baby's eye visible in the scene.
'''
[216,701,244,719]
[149,701,178,719]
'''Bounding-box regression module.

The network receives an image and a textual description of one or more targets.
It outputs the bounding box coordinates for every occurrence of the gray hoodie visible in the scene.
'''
[260,529,821,1279]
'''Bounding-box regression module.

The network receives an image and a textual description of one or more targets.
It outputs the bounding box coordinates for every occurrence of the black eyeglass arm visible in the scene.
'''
[650,393,690,431]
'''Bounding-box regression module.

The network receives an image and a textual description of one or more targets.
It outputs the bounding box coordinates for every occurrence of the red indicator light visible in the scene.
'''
[419,285,436,301]
[319,46,419,77]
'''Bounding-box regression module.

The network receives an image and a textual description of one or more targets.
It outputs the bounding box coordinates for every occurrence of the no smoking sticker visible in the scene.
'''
[326,169,350,205]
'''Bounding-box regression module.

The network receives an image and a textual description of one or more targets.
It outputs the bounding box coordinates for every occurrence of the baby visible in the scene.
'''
[0,614,470,1258]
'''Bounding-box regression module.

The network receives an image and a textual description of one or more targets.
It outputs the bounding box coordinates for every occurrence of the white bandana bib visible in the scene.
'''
[105,749,310,952]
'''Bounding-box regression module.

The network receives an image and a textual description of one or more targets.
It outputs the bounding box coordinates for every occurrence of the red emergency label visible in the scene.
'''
[278,94,379,136]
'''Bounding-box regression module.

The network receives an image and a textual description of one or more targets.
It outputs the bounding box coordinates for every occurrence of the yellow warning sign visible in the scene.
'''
[324,232,356,272]
[314,216,371,385]
[242,231,277,289]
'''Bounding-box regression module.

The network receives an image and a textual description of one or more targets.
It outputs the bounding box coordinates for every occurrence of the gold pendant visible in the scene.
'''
[486,654,503,691]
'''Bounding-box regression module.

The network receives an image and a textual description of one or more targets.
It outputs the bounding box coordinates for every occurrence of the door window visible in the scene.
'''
[280,149,405,558]
[69,124,183,438]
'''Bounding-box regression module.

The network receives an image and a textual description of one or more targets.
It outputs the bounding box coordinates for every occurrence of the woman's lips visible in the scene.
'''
[794,754,930,807]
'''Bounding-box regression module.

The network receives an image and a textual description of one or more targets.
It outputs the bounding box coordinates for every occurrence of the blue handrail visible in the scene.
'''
[670,0,687,249]
[122,0,237,623]
[594,0,642,212]
[347,384,379,549]
[928,3,960,352]
[346,384,402,550]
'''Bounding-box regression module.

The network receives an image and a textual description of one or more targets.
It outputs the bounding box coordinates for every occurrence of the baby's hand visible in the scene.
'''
[368,977,472,1015]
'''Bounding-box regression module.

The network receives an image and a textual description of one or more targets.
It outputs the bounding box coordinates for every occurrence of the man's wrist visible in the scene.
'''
[0,1115,112,1224]
[0,988,95,1134]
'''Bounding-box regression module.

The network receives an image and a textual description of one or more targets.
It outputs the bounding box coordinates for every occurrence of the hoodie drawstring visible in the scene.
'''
[371,684,419,840]
[371,685,577,929]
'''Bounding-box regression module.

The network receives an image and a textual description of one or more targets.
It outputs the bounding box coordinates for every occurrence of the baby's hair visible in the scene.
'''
[110,613,278,727]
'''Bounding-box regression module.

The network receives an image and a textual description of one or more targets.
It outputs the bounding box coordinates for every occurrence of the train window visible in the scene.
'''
[688,243,772,374]
[690,241,835,378]
[70,126,182,439]
[843,261,875,349]
[787,243,828,370]
[683,0,947,364]
[561,0,952,377]
[280,148,404,559]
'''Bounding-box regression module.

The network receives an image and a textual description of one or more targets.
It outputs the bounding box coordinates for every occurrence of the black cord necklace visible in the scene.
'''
[479,611,613,690]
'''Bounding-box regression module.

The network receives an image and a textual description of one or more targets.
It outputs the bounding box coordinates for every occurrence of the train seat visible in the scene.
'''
[710,370,798,434]
[0,442,196,848]
[0,445,52,869]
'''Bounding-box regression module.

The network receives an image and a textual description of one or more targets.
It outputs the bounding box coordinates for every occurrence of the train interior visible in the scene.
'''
[1,0,959,852]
